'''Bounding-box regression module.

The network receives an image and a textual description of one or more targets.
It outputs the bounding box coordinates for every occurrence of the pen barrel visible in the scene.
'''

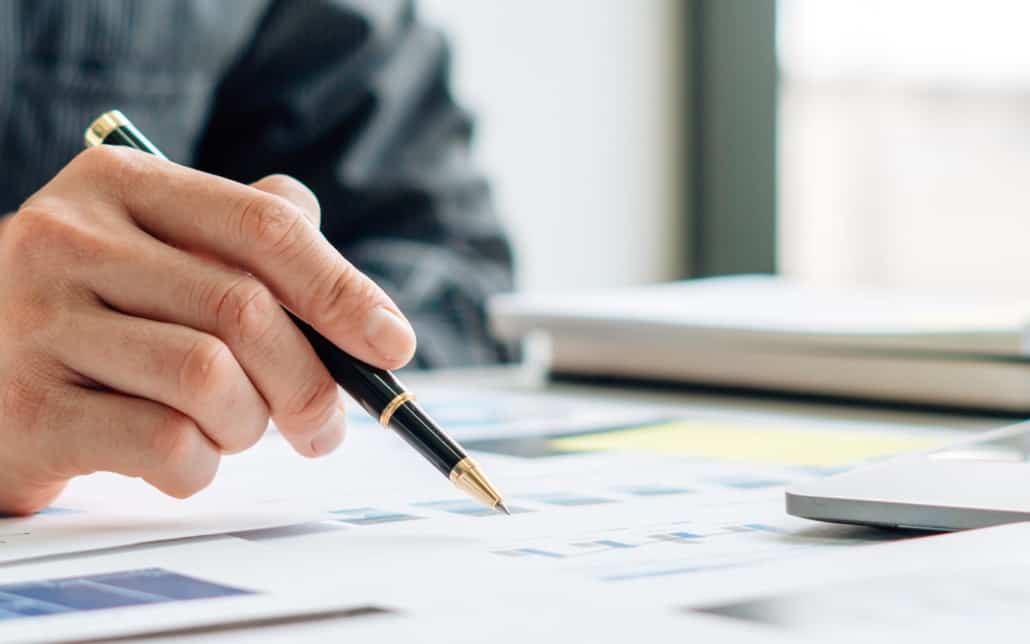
[386,400,466,475]
[84,110,167,159]
[290,314,400,415]
[98,126,165,158]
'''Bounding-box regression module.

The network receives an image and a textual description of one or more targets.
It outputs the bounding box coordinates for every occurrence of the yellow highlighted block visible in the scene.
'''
[547,421,949,467]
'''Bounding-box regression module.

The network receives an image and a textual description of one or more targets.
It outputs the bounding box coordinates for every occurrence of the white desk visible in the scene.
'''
[75,366,1026,642]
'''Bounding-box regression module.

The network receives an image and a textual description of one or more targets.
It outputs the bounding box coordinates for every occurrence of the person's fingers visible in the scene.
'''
[62,147,416,369]
[246,174,349,455]
[82,237,346,457]
[41,386,221,499]
[48,306,268,454]
[250,175,321,228]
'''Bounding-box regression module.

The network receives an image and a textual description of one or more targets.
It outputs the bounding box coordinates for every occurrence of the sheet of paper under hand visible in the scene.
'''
[0,388,672,566]
[0,470,324,565]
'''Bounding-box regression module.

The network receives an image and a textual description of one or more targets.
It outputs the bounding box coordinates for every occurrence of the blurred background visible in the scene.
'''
[422,0,1030,295]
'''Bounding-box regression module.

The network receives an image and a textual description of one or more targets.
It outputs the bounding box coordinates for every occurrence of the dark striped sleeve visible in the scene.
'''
[194,0,517,368]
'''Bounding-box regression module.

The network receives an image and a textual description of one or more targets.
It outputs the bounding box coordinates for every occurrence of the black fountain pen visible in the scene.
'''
[85,110,510,515]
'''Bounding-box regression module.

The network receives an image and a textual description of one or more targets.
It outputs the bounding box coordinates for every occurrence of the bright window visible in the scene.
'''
[778,0,1030,292]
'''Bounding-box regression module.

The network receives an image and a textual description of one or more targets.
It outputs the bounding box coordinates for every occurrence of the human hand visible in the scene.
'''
[0,147,416,514]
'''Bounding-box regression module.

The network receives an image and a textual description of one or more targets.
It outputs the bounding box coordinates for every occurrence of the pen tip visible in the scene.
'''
[496,501,511,516]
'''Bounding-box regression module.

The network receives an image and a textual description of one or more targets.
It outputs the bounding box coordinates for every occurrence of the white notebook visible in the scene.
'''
[488,276,1030,412]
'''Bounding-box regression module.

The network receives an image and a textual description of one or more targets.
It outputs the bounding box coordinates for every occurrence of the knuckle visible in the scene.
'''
[176,336,234,402]
[75,145,142,188]
[223,412,269,455]
[260,174,303,196]
[73,146,160,208]
[285,375,338,425]
[0,215,40,267]
[0,371,80,486]
[150,412,199,473]
[3,207,44,250]
[0,372,49,433]
[309,262,374,328]
[237,194,306,258]
[6,204,108,264]
[8,291,67,343]
[184,463,218,497]
[149,412,202,482]
[5,206,69,255]
[164,466,216,499]
[149,412,218,498]
[212,277,279,346]
[259,174,321,225]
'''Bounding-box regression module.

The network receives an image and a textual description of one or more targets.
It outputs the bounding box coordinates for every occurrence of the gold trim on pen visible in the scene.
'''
[379,392,415,426]
[449,457,505,510]
[84,110,130,148]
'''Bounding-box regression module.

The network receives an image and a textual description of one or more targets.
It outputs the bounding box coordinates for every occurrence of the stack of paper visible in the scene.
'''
[489,275,1030,412]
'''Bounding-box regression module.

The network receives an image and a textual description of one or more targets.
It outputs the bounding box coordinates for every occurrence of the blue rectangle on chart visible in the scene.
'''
[493,548,566,559]
[0,592,70,619]
[8,579,158,610]
[618,485,694,497]
[716,478,789,490]
[330,507,424,526]
[34,507,80,515]
[529,493,614,507]
[415,500,530,517]
[95,569,251,601]
[0,568,253,621]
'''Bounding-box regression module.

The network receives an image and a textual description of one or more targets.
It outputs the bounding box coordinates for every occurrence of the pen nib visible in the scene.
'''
[450,458,509,515]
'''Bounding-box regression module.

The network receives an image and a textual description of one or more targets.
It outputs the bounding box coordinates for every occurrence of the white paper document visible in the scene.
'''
[218,386,966,616]
[681,521,1030,640]
[0,469,328,565]
[232,446,904,596]
[0,537,391,644]
[0,521,787,644]
[0,384,988,641]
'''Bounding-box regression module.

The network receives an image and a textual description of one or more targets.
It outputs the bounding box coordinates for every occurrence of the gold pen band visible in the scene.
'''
[84,110,130,147]
[379,392,415,426]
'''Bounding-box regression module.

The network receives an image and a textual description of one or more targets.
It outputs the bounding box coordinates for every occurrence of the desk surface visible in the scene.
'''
[86,366,1026,643]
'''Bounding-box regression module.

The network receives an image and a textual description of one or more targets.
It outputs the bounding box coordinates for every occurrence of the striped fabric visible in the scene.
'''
[0,0,516,367]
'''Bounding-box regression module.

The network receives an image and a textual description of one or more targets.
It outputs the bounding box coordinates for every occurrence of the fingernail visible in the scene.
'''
[364,306,416,363]
[310,405,346,457]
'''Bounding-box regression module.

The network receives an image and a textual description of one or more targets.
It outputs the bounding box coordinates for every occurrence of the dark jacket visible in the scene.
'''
[0,0,516,367]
